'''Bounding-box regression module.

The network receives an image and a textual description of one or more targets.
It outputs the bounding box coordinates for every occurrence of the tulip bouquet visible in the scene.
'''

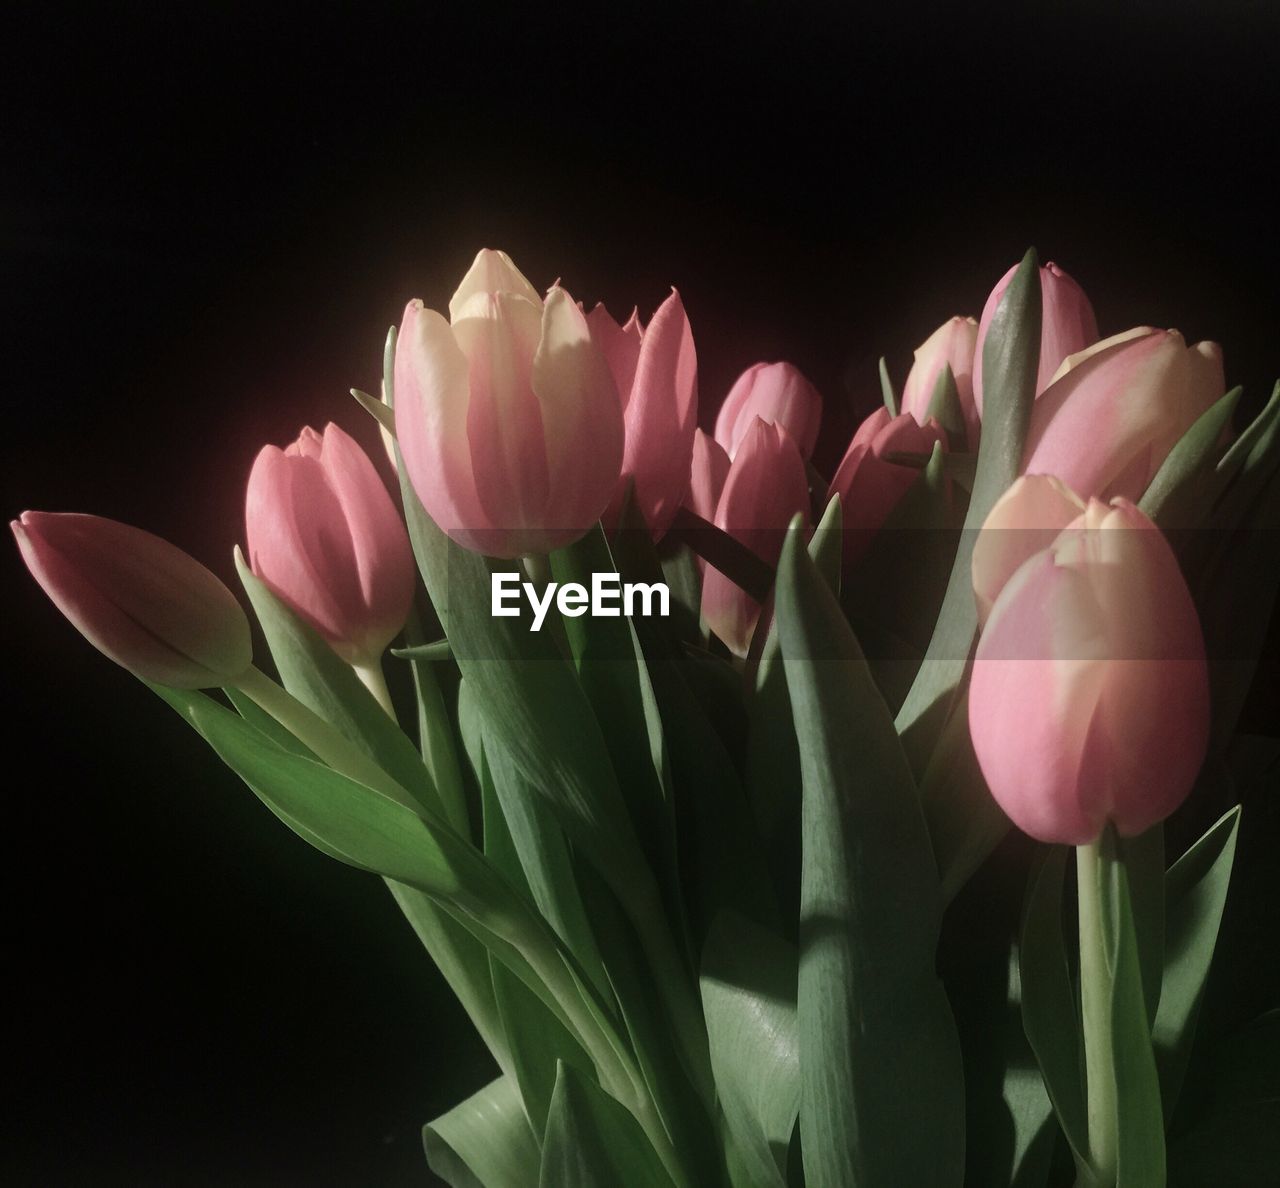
[14,247,1280,1187]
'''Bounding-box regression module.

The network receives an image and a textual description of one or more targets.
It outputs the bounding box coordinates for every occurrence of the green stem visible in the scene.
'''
[354,658,397,721]
[1078,837,1118,1186]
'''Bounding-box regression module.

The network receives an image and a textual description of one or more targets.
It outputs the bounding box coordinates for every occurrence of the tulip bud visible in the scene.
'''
[973,261,1098,415]
[394,249,625,558]
[971,475,1085,625]
[826,406,947,569]
[245,422,416,665]
[1023,328,1225,501]
[12,511,252,689]
[701,419,809,657]
[713,361,823,460]
[900,316,979,448]
[969,496,1209,844]
[588,292,698,538]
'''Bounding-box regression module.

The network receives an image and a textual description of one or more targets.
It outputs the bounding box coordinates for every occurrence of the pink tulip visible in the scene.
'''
[971,475,1085,625]
[245,422,416,665]
[713,361,823,460]
[973,261,1098,415]
[701,419,809,657]
[688,428,731,523]
[969,495,1209,844]
[826,406,947,569]
[900,316,980,449]
[1023,328,1225,501]
[12,511,252,688]
[394,249,625,558]
[588,292,698,538]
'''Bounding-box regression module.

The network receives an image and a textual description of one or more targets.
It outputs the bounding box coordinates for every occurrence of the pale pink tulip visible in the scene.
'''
[969,497,1209,844]
[12,511,252,688]
[246,422,415,664]
[971,475,1086,625]
[588,292,698,537]
[1023,328,1225,500]
[973,261,1098,415]
[900,316,980,449]
[701,419,809,657]
[394,249,625,558]
[827,406,947,569]
[713,361,823,460]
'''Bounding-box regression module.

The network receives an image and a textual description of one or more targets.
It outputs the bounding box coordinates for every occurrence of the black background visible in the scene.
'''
[4,2,1279,1184]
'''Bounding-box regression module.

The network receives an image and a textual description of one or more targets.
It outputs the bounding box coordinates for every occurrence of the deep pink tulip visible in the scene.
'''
[713,361,823,461]
[900,316,980,449]
[394,249,625,558]
[826,406,947,569]
[973,261,1098,415]
[12,511,252,688]
[1023,327,1225,501]
[245,422,415,665]
[588,292,698,538]
[969,494,1209,844]
[701,418,809,657]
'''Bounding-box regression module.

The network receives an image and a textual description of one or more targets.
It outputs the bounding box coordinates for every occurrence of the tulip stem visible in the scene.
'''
[1077,837,1118,1186]
[354,659,397,721]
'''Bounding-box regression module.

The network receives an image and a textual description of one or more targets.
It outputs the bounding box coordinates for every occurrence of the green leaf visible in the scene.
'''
[1101,844,1166,1186]
[1019,847,1089,1168]
[392,638,453,662]
[879,355,898,417]
[1117,825,1165,1027]
[917,688,1010,903]
[1154,806,1241,1116]
[235,554,459,830]
[774,526,965,1187]
[927,362,967,451]
[700,913,799,1188]
[1139,387,1241,527]
[894,248,1042,777]
[540,1061,678,1188]
[424,1075,540,1188]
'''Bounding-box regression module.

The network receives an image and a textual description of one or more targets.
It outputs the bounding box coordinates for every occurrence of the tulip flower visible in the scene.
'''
[827,406,947,569]
[969,493,1209,844]
[12,511,252,688]
[713,361,823,460]
[701,418,809,656]
[973,261,1098,415]
[394,248,625,558]
[900,316,979,449]
[971,475,1086,625]
[1023,327,1225,501]
[245,422,416,668]
[587,292,698,537]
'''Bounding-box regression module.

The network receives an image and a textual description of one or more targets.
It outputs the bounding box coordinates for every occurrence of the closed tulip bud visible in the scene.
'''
[713,361,823,460]
[1023,328,1225,501]
[900,316,979,448]
[394,248,625,558]
[701,418,809,657]
[588,291,698,537]
[971,475,1086,625]
[973,261,1098,415]
[826,406,947,569]
[969,496,1209,844]
[245,422,416,665]
[12,511,252,688]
